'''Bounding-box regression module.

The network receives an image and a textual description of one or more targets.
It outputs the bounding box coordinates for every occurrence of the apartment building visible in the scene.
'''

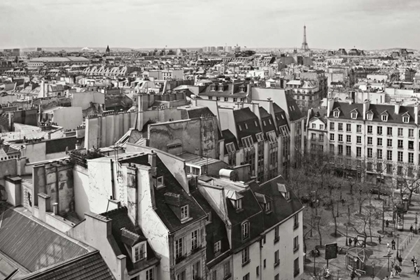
[308,99,420,186]
[193,174,304,280]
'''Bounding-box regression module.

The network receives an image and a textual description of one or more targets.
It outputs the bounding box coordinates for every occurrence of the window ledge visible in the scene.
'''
[242,259,250,267]
[274,261,280,268]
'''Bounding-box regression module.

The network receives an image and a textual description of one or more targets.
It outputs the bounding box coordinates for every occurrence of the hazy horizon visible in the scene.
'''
[1,0,420,50]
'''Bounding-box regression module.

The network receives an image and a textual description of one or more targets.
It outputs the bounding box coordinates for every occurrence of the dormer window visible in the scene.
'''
[278,183,290,200]
[350,111,358,119]
[403,115,410,123]
[157,176,164,188]
[181,205,189,221]
[333,109,340,118]
[235,198,243,210]
[265,201,272,213]
[367,112,373,121]
[133,241,147,262]
[256,132,264,142]
[214,241,221,255]
[381,114,388,122]
[241,221,250,240]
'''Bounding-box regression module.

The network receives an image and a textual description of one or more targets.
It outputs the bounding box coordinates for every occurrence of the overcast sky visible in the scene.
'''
[1,0,419,50]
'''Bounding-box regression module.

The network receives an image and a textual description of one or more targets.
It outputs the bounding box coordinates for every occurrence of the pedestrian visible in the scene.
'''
[415,263,418,273]
[412,256,416,266]
[349,238,352,246]
[417,267,420,276]
[354,237,358,247]
[398,255,402,266]
[379,235,382,244]
[386,220,389,227]
[391,239,396,250]
[410,225,413,232]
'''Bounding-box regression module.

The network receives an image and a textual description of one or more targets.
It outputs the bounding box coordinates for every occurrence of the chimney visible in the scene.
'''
[116,255,127,280]
[326,98,335,117]
[363,99,370,120]
[52,202,58,215]
[415,103,419,125]
[394,102,400,115]
[38,193,51,222]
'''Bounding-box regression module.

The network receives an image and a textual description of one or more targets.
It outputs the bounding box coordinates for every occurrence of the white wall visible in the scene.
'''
[53,107,83,129]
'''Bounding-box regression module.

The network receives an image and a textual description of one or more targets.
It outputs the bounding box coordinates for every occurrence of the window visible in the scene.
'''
[377,149,382,159]
[398,140,403,148]
[338,134,343,142]
[256,132,264,142]
[357,125,362,133]
[377,162,382,172]
[351,112,357,119]
[211,270,216,280]
[264,259,266,268]
[256,266,260,277]
[403,116,410,123]
[294,214,299,229]
[274,250,280,267]
[398,151,403,162]
[330,133,335,141]
[377,126,382,135]
[346,135,351,143]
[223,261,231,277]
[367,148,372,158]
[338,123,343,131]
[387,127,392,136]
[274,226,280,243]
[294,236,299,252]
[192,261,201,279]
[157,176,164,188]
[333,110,340,118]
[238,125,242,131]
[214,241,221,254]
[409,153,414,163]
[242,247,250,265]
[367,125,372,134]
[275,274,279,280]
[346,146,351,156]
[265,201,272,212]
[409,129,414,137]
[224,97,228,101]
[242,221,250,240]
[181,205,189,221]
[235,198,242,210]
[398,128,403,136]
[320,124,324,130]
[387,139,392,147]
[397,166,403,176]
[176,271,186,280]
[346,124,351,132]
[381,114,388,122]
[367,112,373,121]
[338,145,343,155]
[133,242,146,262]
[226,143,236,154]
[175,238,184,259]
[356,147,361,158]
[367,137,372,145]
[408,141,414,150]
[319,134,324,142]
[242,136,254,148]
[386,164,393,174]
[243,273,250,280]
[255,120,258,127]
[294,258,300,277]
[387,150,392,161]
[408,167,414,177]
[378,138,382,146]
[357,136,361,144]
[311,133,316,140]
[191,230,199,250]
[146,268,154,280]
[330,122,335,130]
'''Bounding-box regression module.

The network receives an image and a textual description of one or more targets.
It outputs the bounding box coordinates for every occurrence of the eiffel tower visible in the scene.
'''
[301,25,310,52]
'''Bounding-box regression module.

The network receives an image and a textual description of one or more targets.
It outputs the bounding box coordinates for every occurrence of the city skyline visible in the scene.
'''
[1,0,420,50]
